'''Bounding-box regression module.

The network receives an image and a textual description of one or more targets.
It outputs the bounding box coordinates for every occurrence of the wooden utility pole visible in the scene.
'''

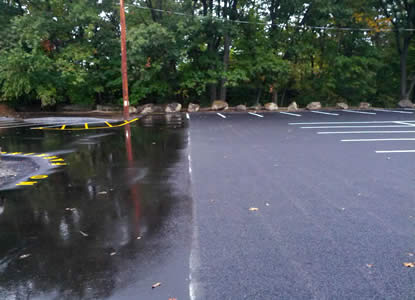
[120,0,130,119]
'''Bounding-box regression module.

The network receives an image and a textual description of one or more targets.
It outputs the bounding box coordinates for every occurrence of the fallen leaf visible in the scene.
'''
[408,253,414,257]
[19,254,31,259]
[403,262,415,268]
[136,236,142,240]
[110,252,117,256]
[249,207,259,211]
[152,282,161,289]
[97,191,107,195]
[65,208,76,212]
[79,230,89,237]
[366,264,374,268]
[265,202,270,206]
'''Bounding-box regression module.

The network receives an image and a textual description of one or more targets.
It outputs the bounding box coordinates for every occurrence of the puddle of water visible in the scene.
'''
[0,114,191,299]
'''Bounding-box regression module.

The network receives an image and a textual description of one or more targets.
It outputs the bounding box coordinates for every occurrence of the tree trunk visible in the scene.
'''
[219,32,231,101]
[272,89,278,104]
[400,42,409,100]
[209,84,217,102]
[280,88,287,107]
[256,88,262,105]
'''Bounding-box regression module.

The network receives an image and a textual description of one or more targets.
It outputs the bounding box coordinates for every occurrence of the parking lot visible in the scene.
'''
[188,109,415,299]
[0,110,414,299]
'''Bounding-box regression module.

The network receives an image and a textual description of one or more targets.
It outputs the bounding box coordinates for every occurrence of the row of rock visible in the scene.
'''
[306,102,374,110]
[95,99,415,114]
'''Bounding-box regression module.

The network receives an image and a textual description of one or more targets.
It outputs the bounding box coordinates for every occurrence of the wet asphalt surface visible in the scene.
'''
[0,115,191,300]
[0,111,414,299]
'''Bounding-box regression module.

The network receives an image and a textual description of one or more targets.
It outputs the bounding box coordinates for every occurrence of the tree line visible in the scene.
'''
[0,0,414,109]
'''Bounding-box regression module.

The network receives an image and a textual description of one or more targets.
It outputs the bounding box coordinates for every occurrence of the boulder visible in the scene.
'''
[398,99,414,108]
[264,102,279,111]
[336,102,349,109]
[96,104,121,112]
[212,100,229,111]
[306,102,322,110]
[61,104,91,112]
[287,101,298,111]
[129,106,138,114]
[140,104,154,115]
[165,102,182,113]
[152,105,164,113]
[187,103,200,112]
[235,104,247,111]
[250,104,262,111]
[0,104,16,116]
[359,102,371,109]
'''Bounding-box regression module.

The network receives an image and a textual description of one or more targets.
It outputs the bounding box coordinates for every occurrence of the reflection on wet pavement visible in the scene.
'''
[0,114,191,299]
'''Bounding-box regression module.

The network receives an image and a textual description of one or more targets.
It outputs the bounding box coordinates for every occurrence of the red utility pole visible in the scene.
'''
[120,0,129,119]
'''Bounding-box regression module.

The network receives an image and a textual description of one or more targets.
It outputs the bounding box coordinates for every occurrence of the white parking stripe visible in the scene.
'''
[279,112,301,117]
[217,113,226,119]
[318,130,415,134]
[248,112,264,118]
[342,138,415,142]
[403,108,415,111]
[0,123,45,129]
[301,125,410,129]
[394,121,415,126]
[343,110,376,115]
[373,109,413,114]
[186,113,190,120]
[310,111,339,116]
[290,120,415,125]
[376,150,415,153]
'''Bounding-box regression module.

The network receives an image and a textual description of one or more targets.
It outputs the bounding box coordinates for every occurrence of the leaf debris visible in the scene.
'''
[19,254,31,260]
[249,207,259,211]
[79,230,89,237]
[152,282,161,289]
[403,262,415,268]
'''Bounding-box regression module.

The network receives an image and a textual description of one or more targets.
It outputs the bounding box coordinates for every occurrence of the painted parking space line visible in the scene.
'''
[343,110,376,115]
[373,109,413,114]
[403,108,415,111]
[342,138,415,142]
[318,130,415,134]
[217,113,226,119]
[279,112,302,117]
[376,150,415,153]
[301,125,411,129]
[31,118,139,131]
[310,111,339,116]
[186,113,190,120]
[248,112,264,118]
[0,123,45,129]
[394,121,415,126]
[289,120,415,125]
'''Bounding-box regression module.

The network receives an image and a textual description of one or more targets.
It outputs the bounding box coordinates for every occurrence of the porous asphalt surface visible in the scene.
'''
[188,111,415,299]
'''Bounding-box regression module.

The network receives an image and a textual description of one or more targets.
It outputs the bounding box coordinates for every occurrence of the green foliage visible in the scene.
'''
[0,0,413,108]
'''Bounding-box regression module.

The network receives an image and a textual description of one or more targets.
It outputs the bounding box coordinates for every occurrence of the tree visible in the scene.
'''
[379,0,415,101]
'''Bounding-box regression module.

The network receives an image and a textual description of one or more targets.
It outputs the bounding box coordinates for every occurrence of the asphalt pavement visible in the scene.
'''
[188,110,415,299]
[0,110,415,299]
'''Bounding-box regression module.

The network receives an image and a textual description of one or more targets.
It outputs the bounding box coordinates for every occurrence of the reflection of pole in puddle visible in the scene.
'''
[124,124,141,235]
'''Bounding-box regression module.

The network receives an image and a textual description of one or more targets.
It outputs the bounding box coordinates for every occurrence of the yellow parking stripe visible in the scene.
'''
[31,118,139,131]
